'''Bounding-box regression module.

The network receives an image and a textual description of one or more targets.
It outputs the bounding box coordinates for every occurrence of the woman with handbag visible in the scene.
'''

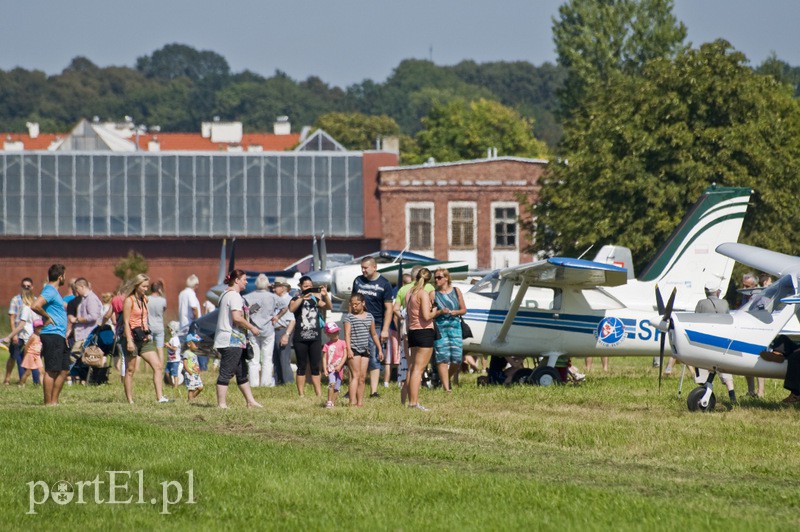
[214,269,262,409]
[431,268,467,391]
[400,268,436,411]
[122,274,168,404]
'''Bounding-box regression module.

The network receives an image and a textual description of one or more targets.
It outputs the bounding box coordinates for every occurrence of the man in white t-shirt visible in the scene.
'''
[178,274,201,335]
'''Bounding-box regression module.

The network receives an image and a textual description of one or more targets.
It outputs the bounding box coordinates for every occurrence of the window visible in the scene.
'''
[407,203,433,250]
[493,204,518,248]
[450,204,475,249]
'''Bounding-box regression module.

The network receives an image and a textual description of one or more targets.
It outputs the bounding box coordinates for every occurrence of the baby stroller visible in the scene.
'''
[81,324,116,385]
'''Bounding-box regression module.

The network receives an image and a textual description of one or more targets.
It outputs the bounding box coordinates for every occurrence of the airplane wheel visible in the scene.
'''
[510,368,533,384]
[687,386,716,412]
[530,366,562,387]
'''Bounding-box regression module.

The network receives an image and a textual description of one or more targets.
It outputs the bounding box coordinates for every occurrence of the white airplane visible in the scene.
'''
[460,186,753,386]
[655,242,800,411]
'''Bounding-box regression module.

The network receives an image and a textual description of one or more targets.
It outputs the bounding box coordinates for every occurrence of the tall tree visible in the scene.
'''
[529,41,800,268]
[413,98,548,164]
[553,0,687,119]
[314,112,400,150]
[136,43,230,82]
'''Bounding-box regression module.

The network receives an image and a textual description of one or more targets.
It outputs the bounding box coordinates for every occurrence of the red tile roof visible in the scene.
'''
[0,131,301,152]
[1,133,61,150]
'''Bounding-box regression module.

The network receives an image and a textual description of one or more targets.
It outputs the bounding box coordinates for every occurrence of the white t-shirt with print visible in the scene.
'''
[213,290,247,349]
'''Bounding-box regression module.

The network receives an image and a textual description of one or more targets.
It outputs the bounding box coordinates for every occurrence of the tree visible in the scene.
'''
[528,41,800,269]
[314,112,400,150]
[553,0,687,118]
[413,98,548,163]
[136,43,230,82]
[114,250,149,282]
[756,53,800,97]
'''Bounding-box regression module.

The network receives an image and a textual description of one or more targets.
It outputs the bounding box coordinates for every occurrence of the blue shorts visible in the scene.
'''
[166,361,181,377]
[368,337,382,371]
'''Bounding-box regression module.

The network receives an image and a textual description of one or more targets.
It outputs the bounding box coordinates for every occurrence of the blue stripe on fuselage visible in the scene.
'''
[684,329,764,356]
[464,309,638,338]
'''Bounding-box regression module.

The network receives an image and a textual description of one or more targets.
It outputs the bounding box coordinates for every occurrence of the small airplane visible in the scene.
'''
[653,242,800,411]
[460,185,753,386]
[205,235,354,306]
[315,250,469,302]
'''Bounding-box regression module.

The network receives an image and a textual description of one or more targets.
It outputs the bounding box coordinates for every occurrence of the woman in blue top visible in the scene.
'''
[431,268,467,392]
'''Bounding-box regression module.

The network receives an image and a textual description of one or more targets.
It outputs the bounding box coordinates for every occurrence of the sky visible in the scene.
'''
[2,1,799,88]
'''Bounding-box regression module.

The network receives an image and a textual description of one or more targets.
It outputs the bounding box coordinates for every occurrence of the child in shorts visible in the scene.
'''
[165,327,182,389]
[19,319,44,386]
[323,322,347,408]
[182,333,204,402]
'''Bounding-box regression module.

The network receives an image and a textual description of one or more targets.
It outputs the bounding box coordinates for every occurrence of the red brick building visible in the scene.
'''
[378,157,547,270]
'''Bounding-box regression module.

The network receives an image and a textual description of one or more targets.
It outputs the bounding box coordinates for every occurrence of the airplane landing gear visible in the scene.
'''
[529,366,561,386]
[687,386,716,411]
[687,371,717,412]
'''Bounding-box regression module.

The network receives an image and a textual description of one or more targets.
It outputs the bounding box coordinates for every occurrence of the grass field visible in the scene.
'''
[0,353,799,531]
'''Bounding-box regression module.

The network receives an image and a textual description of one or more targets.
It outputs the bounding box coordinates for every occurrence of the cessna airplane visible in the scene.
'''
[460,186,753,386]
[653,242,800,411]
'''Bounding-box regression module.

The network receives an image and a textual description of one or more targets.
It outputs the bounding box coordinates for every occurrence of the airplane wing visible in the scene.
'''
[499,257,628,288]
[716,243,800,277]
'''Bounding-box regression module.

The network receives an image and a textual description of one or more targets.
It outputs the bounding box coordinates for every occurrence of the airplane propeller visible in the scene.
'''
[655,286,677,391]
[320,232,327,271]
[655,284,665,315]
[312,235,320,271]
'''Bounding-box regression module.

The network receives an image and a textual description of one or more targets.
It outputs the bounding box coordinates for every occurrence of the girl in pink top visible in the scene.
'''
[19,320,44,386]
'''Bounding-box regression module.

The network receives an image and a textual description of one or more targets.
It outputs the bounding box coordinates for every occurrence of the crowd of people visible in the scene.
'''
[4,262,800,409]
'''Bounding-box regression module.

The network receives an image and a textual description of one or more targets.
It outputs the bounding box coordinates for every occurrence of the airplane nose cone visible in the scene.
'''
[206,284,225,306]
[305,270,332,288]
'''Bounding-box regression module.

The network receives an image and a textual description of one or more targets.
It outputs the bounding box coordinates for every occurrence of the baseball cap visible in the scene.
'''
[185,333,202,343]
[274,276,291,288]
[33,319,44,328]
[704,280,719,292]
[324,322,340,334]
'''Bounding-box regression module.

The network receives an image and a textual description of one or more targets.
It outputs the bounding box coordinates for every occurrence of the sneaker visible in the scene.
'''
[782,393,800,404]
[383,382,389,388]
[370,392,380,398]
[325,401,334,409]
[157,396,171,403]
[574,373,586,382]
[413,404,429,411]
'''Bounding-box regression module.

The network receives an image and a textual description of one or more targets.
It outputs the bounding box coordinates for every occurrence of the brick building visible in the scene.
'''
[378,157,547,270]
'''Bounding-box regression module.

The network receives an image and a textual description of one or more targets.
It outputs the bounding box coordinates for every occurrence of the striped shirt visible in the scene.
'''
[345,312,374,353]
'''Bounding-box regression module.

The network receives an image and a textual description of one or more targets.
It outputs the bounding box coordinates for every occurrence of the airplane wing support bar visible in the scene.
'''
[495,280,529,343]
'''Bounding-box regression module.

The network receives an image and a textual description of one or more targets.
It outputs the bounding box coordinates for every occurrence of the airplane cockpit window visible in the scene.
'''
[745,274,794,315]
[468,270,501,299]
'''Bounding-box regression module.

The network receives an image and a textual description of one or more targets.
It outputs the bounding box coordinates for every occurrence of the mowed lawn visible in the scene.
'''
[0,357,798,531]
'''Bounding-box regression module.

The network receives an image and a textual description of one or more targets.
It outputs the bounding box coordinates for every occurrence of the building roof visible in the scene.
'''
[379,156,548,173]
[0,119,302,152]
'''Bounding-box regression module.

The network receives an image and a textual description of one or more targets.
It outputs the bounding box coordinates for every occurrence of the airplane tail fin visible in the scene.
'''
[637,186,751,294]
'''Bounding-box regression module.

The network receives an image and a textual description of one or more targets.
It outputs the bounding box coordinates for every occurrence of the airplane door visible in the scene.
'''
[497,286,563,356]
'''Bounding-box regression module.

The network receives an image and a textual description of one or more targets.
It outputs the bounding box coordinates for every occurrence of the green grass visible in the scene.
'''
[0,357,798,531]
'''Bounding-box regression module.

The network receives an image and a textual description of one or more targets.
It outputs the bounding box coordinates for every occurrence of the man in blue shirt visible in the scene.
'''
[351,257,393,398]
[31,264,69,406]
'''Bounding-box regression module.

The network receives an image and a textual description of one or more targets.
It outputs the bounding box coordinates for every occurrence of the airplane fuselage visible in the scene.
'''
[462,284,668,358]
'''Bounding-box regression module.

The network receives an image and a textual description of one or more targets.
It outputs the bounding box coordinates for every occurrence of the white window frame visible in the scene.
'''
[491,201,519,250]
[448,201,477,250]
[405,201,434,253]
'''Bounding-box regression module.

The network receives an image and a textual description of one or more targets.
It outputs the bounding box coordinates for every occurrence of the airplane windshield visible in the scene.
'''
[469,270,501,297]
[744,274,795,314]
